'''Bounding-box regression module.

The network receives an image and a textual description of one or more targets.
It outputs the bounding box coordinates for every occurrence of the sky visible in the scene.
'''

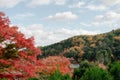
[0,0,120,46]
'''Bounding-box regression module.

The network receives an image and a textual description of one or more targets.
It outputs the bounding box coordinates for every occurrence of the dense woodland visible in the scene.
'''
[0,12,120,80]
[40,29,120,63]
[39,28,120,80]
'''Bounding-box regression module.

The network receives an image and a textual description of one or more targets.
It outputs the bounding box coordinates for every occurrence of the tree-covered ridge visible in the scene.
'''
[40,29,120,64]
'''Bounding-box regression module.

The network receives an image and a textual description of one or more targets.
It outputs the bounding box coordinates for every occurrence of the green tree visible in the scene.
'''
[73,60,94,80]
[108,62,120,80]
[48,69,72,80]
[81,67,113,80]
[28,77,39,80]
[95,49,112,65]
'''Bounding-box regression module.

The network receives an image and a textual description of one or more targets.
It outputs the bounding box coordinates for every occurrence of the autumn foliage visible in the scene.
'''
[0,12,42,79]
[38,56,72,75]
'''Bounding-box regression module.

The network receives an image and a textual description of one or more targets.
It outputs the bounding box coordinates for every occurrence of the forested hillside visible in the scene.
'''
[39,29,120,80]
[40,29,120,65]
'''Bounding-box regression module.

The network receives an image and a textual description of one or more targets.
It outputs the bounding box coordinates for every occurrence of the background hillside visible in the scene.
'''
[39,28,120,65]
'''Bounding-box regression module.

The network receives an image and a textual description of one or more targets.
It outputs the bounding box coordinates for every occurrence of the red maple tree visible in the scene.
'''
[38,56,72,76]
[0,12,42,79]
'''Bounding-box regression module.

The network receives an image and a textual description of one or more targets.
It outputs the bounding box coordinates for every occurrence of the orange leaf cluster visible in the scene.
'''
[38,56,72,75]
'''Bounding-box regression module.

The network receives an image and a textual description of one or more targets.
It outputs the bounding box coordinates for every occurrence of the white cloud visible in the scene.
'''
[28,0,67,7]
[80,22,92,27]
[68,1,85,8]
[45,11,78,21]
[101,0,120,6]
[11,13,34,20]
[18,24,45,46]
[18,24,98,46]
[95,11,120,21]
[54,0,67,5]
[86,5,107,11]
[55,28,98,36]
[92,11,120,26]
[28,0,51,7]
[0,0,23,8]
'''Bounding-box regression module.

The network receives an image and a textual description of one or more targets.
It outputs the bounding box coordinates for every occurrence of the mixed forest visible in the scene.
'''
[40,25,120,80]
[0,12,120,80]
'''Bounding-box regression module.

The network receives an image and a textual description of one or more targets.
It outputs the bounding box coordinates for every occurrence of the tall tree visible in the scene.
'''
[0,12,42,79]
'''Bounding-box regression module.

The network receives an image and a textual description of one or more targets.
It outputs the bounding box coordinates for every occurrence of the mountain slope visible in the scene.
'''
[39,29,120,64]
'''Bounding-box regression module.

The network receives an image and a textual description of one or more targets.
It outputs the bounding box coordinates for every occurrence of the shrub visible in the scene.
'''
[48,69,72,80]
[108,61,120,80]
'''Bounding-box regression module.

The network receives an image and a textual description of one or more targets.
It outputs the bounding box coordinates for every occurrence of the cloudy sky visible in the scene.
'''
[0,0,120,46]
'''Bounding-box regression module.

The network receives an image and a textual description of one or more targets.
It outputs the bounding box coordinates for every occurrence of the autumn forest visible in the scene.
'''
[0,12,120,80]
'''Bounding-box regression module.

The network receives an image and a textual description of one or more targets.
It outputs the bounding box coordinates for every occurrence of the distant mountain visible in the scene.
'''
[39,28,120,65]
